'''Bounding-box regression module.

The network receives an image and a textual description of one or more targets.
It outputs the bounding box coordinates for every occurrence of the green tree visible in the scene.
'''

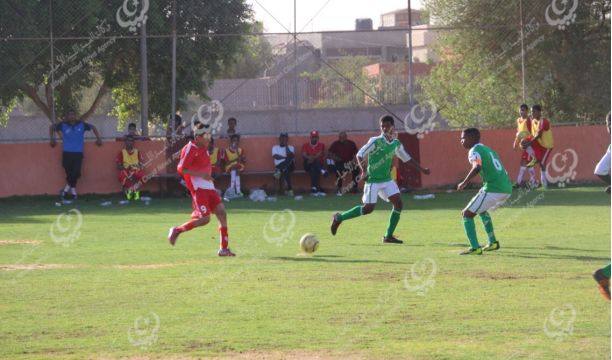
[302,56,376,108]
[0,0,252,126]
[420,0,610,127]
[222,22,274,79]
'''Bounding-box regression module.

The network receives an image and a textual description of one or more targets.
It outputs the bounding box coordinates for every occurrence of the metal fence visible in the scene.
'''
[0,0,609,141]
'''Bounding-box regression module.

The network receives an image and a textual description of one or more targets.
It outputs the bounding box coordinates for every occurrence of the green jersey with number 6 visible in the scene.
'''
[468,143,512,194]
[357,135,412,183]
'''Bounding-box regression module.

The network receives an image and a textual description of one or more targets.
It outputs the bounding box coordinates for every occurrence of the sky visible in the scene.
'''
[247,0,424,33]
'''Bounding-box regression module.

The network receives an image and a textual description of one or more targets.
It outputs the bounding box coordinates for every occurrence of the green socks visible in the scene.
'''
[602,263,611,279]
[463,217,480,249]
[479,212,497,244]
[338,206,363,222]
[384,208,401,238]
[338,206,401,238]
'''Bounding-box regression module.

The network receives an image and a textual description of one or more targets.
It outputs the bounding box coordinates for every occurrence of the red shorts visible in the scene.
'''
[531,141,553,166]
[118,169,145,189]
[520,150,531,162]
[190,188,222,219]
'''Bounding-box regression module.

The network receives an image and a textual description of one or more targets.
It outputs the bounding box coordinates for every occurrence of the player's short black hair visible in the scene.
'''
[279,132,288,138]
[520,104,529,110]
[380,115,395,126]
[228,117,237,123]
[128,123,136,128]
[463,127,480,141]
[532,104,542,111]
[229,134,240,141]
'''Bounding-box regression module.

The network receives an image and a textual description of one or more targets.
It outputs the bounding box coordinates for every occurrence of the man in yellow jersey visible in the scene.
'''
[223,134,246,197]
[513,104,536,188]
[522,104,554,189]
[116,135,145,200]
[208,137,221,179]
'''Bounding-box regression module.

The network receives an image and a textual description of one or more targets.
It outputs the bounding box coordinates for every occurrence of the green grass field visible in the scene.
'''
[0,187,610,359]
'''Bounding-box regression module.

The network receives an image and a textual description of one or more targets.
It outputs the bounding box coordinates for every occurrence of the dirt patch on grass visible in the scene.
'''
[111,263,179,270]
[472,272,544,280]
[0,240,42,245]
[210,351,367,360]
[0,264,78,271]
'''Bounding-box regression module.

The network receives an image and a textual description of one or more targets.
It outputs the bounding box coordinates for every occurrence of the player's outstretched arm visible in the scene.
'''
[457,164,481,191]
[90,125,103,146]
[406,158,431,175]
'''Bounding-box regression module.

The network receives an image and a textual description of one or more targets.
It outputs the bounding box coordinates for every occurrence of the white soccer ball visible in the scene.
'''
[299,233,319,253]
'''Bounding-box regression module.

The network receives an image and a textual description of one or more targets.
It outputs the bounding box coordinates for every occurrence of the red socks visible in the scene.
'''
[177,220,197,233]
[176,221,229,249]
[219,226,229,249]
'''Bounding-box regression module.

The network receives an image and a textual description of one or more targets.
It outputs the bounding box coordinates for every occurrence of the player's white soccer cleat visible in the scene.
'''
[168,227,180,246]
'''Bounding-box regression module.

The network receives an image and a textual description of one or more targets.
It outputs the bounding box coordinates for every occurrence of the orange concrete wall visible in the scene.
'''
[0,140,169,197]
[0,133,378,197]
[1,125,607,197]
[420,125,609,188]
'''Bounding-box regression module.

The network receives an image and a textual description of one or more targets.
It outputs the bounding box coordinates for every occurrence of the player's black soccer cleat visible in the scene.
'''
[330,213,342,236]
[593,268,611,301]
[382,235,403,244]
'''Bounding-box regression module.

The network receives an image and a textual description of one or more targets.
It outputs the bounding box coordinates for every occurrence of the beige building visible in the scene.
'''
[409,24,439,63]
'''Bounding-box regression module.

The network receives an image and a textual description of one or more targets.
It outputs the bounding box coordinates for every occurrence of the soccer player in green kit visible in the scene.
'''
[330,115,430,244]
[457,128,512,255]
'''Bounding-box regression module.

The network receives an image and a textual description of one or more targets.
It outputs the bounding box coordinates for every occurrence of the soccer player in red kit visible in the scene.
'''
[167,122,235,256]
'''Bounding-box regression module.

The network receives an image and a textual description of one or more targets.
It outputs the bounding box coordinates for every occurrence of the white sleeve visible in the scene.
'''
[272,145,279,156]
[356,137,377,158]
[395,144,412,162]
[468,149,482,165]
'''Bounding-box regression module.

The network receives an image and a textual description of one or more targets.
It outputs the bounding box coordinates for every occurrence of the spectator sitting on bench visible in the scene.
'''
[116,135,145,200]
[208,137,222,179]
[327,131,359,196]
[302,130,327,196]
[272,132,295,196]
[223,134,246,197]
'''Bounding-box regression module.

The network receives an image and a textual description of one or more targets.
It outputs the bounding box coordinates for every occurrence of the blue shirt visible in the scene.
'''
[52,121,93,153]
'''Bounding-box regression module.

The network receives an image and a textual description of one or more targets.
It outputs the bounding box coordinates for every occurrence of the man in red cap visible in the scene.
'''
[302,130,327,196]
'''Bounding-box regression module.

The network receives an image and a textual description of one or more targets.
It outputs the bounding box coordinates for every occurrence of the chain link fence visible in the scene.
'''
[0,0,609,142]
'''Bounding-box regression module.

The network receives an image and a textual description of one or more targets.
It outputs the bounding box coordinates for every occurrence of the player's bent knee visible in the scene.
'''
[196,216,211,226]
[462,209,476,218]
[362,205,375,215]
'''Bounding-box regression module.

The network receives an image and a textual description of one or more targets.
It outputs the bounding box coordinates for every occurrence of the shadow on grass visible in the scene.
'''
[270,256,410,265]
[503,245,609,253]
[497,252,609,262]
[346,243,425,247]
[0,187,608,222]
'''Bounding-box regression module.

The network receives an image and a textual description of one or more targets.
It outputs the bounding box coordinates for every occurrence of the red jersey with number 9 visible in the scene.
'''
[177,141,215,192]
